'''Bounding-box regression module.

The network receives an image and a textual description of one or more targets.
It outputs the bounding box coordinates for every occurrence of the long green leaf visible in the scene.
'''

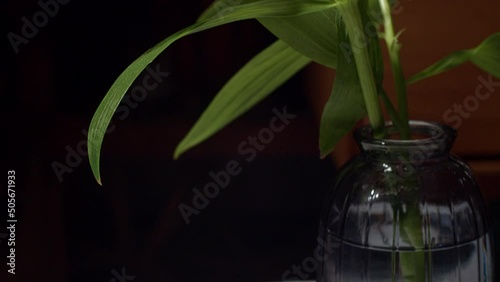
[258,9,338,69]
[407,50,471,84]
[194,0,336,21]
[408,32,500,83]
[470,32,500,78]
[174,39,311,159]
[319,13,367,158]
[199,2,339,69]
[89,0,336,184]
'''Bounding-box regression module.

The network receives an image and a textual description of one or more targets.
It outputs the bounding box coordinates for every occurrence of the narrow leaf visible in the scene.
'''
[470,32,500,78]
[407,50,471,84]
[197,0,334,21]
[88,0,336,184]
[258,8,338,68]
[199,2,339,69]
[319,14,367,158]
[408,32,500,83]
[174,40,311,159]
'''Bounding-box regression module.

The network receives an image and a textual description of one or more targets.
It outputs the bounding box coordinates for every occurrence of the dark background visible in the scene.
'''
[3,0,500,282]
[4,0,334,281]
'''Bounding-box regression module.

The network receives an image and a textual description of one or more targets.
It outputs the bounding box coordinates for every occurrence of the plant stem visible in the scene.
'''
[378,0,411,139]
[380,89,405,133]
[399,201,427,282]
[337,0,387,139]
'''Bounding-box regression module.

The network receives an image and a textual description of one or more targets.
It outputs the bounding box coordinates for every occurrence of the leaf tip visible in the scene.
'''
[173,145,184,160]
[320,151,331,159]
[319,146,332,159]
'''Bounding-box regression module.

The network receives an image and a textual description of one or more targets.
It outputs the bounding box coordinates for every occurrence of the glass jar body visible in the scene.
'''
[317,121,494,282]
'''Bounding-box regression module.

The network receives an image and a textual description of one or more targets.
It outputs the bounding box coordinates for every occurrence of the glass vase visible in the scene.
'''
[317,121,494,282]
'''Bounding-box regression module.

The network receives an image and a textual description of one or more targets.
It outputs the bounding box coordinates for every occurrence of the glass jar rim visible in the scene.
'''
[354,120,456,153]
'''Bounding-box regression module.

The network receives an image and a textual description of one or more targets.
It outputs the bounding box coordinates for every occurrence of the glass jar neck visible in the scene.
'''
[354,121,456,162]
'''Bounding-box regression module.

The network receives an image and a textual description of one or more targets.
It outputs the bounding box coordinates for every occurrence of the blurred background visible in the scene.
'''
[3,0,500,281]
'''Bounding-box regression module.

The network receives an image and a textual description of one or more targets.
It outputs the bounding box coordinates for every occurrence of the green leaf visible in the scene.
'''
[470,32,500,78]
[199,2,339,69]
[88,0,336,185]
[407,50,471,84]
[319,13,367,158]
[258,0,388,70]
[258,9,338,68]
[408,32,500,83]
[197,0,333,21]
[174,39,311,159]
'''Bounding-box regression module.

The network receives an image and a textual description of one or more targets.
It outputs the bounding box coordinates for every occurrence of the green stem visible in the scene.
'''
[380,89,405,134]
[337,1,387,139]
[399,201,427,282]
[377,3,427,278]
[378,0,411,139]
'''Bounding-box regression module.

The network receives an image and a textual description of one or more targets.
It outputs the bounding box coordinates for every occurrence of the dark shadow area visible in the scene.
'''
[4,0,334,281]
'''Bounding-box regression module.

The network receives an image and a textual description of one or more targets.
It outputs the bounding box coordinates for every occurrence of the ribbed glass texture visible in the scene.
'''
[317,121,494,282]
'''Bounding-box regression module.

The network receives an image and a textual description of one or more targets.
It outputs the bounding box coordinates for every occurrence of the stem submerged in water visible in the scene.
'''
[399,201,427,282]
[376,1,427,280]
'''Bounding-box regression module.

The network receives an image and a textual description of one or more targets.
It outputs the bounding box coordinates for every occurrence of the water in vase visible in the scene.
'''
[319,232,493,282]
